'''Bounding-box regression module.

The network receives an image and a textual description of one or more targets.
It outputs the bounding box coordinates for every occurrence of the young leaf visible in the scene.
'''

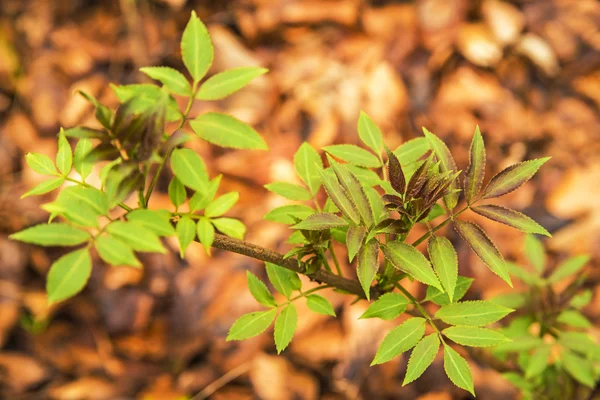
[190,112,268,150]
[264,204,314,224]
[383,242,444,292]
[196,217,215,255]
[425,276,473,306]
[506,262,543,286]
[556,310,591,328]
[524,234,546,274]
[428,236,458,302]
[212,218,246,239]
[170,148,209,193]
[46,248,92,304]
[247,271,277,307]
[10,223,90,246]
[558,332,600,361]
[357,111,383,156]
[346,225,366,262]
[436,300,513,327]
[226,309,277,341]
[197,67,268,100]
[294,142,323,195]
[328,158,374,227]
[266,262,301,299]
[357,239,379,300]
[403,334,440,385]
[394,138,430,177]
[493,336,542,353]
[317,169,360,225]
[570,289,592,309]
[292,213,348,231]
[443,326,511,347]
[464,126,486,204]
[525,345,551,379]
[64,127,106,139]
[385,146,405,195]
[359,293,407,320]
[274,303,298,354]
[168,177,186,208]
[94,235,141,268]
[562,350,596,388]
[264,182,312,201]
[21,177,64,198]
[205,192,239,218]
[482,158,550,199]
[454,220,512,287]
[443,344,475,396]
[324,144,381,168]
[176,216,196,258]
[189,175,221,212]
[60,185,109,217]
[26,153,57,176]
[306,294,336,317]
[181,11,213,82]
[422,128,459,210]
[76,90,113,128]
[127,209,176,236]
[472,205,550,237]
[491,292,527,309]
[106,221,166,254]
[371,318,426,365]
[73,138,93,180]
[56,129,72,176]
[140,66,190,96]
[547,255,589,284]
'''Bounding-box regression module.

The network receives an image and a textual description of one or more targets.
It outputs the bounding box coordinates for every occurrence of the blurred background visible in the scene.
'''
[1,0,599,399]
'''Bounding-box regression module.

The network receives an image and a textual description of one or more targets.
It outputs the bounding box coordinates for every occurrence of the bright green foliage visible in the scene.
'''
[524,234,546,273]
[176,216,196,258]
[306,295,335,317]
[191,112,268,150]
[140,66,191,96]
[562,350,596,388]
[197,217,215,255]
[95,235,141,268]
[127,209,175,236]
[403,334,440,385]
[360,293,407,320]
[73,138,93,180]
[47,248,92,304]
[26,153,57,176]
[443,344,475,396]
[383,242,443,291]
[547,255,589,284]
[324,144,381,168]
[274,303,297,353]
[170,148,209,192]
[226,309,277,341]
[189,176,221,212]
[106,221,166,254]
[464,126,485,204]
[357,111,383,156]
[10,223,90,246]
[197,67,268,100]
[21,177,64,198]
[265,263,301,299]
[264,182,312,201]
[525,345,551,379]
[205,192,239,217]
[264,204,314,224]
[168,177,186,208]
[181,11,213,83]
[428,236,458,302]
[436,301,513,327]
[56,129,72,176]
[346,226,366,262]
[294,142,323,195]
[371,318,426,365]
[357,239,379,300]
[247,271,277,307]
[556,310,591,328]
[293,213,347,231]
[212,218,246,239]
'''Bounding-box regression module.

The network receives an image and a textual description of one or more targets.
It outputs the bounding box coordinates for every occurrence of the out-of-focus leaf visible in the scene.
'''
[226,309,277,341]
[359,293,407,320]
[357,239,379,300]
[63,127,106,139]
[324,144,381,168]
[436,300,513,326]
[56,129,72,176]
[176,216,196,258]
[294,142,323,195]
[443,326,511,347]
[197,67,268,100]
[491,292,528,309]
[428,236,458,302]
[473,205,550,237]
[423,128,459,210]
[464,126,486,204]
[274,303,297,354]
[73,138,93,180]
[556,310,592,328]
[562,350,596,388]
[46,248,92,304]
[9,223,90,246]
[371,318,426,365]
[21,177,64,198]
[558,332,600,361]
[264,182,312,201]
[570,289,592,309]
[190,112,267,150]
[106,221,166,254]
[383,242,443,291]
[357,111,383,155]
[524,234,547,274]
[95,235,141,268]
[525,345,551,379]
[25,153,57,176]
[127,209,175,236]
[168,177,186,208]
[403,334,440,385]
[547,255,589,284]
[264,204,314,224]
[482,158,550,199]
[443,344,475,396]
[425,276,473,306]
[346,226,366,262]
[181,11,213,82]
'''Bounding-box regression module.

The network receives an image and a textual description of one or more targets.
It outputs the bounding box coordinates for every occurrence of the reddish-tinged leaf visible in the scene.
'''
[385,146,405,195]
[482,158,550,199]
[358,239,379,300]
[472,205,550,237]
[464,126,486,204]
[346,225,366,262]
[318,169,361,225]
[454,220,512,286]
[328,157,374,227]
[423,128,459,210]
[292,213,348,231]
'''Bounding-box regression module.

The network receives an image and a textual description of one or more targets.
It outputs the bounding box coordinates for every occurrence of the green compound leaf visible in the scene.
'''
[168,177,186,208]
[473,205,550,237]
[292,213,348,231]
[181,11,213,82]
[425,276,473,306]
[170,148,209,193]
[482,158,550,200]
[190,112,268,150]
[524,234,546,274]
[212,218,246,240]
[94,235,141,268]
[394,138,430,179]
[47,248,92,304]
[274,303,298,354]
[328,157,374,227]
[443,326,511,347]
[547,254,589,284]
[443,344,475,396]
[176,216,196,258]
[464,126,486,204]
[73,138,93,181]
[454,220,512,287]
[436,300,513,327]
[403,333,440,385]
[306,294,336,317]
[106,221,166,254]
[197,66,268,100]
[140,66,191,96]
[556,310,592,329]
[26,152,57,176]
[21,177,64,198]
[318,169,360,224]
[562,350,596,388]
[558,332,600,361]
[371,317,426,366]
[264,204,314,225]
[190,175,221,212]
[264,182,312,201]
[357,239,379,300]
[193,218,213,256]
[360,293,407,320]
[423,128,459,210]
[294,142,323,195]
[357,111,383,156]
[205,192,239,218]
[56,129,72,176]
[266,262,301,299]
[127,209,176,236]
[428,236,458,302]
[346,225,366,263]
[525,345,551,379]
[383,242,443,292]
[247,271,276,307]
[324,144,381,168]
[226,309,277,341]
[10,223,90,247]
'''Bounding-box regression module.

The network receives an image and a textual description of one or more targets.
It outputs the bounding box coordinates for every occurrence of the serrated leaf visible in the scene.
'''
[425,276,473,306]
[292,213,347,230]
[443,326,511,347]
[482,158,550,199]
[324,144,381,168]
[423,128,459,210]
[357,111,383,155]
[205,192,239,217]
[212,218,246,239]
[247,271,276,307]
[73,138,93,180]
[473,205,550,237]
[9,223,90,246]
[360,293,407,320]
[168,177,186,208]
[127,209,175,236]
[371,318,426,365]
[181,11,213,82]
[264,182,312,201]
[264,204,314,224]
[383,242,443,292]
[56,129,72,176]
[436,300,513,327]
[294,142,323,195]
[365,186,388,224]
[347,165,382,187]
[556,310,591,328]
[464,126,486,204]
[170,148,209,193]
[403,334,440,385]
[110,84,181,121]
[454,220,512,287]
[424,203,445,222]
[196,217,215,255]
[385,146,405,195]
[226,309,277,341]
[346,226,366,262]
[306,294,335,316]
[189,175,221,212]
[357,239,379,300]
[547,255,589,284]
[443,344,475,396]
[274,303,297,354]
[26,153,57,176]
[46,248,92,304]
[328,159,374,227]
[266,262,301,299]
[394,138,430,178]
[140,66,190,95]
[176,216,196,258]
[197,66,268,100]
[190,112,267,150]
[525,345,551,379]
[94,235,141,267]
[317,169,360,224]
[428,236,458,302]
[524,234,546,274]
[562,350,596,388]
[21,177,64,198]
[106,221,166,254]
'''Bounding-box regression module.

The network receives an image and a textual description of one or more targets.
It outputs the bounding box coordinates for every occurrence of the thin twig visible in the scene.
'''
[190,362,251,400]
